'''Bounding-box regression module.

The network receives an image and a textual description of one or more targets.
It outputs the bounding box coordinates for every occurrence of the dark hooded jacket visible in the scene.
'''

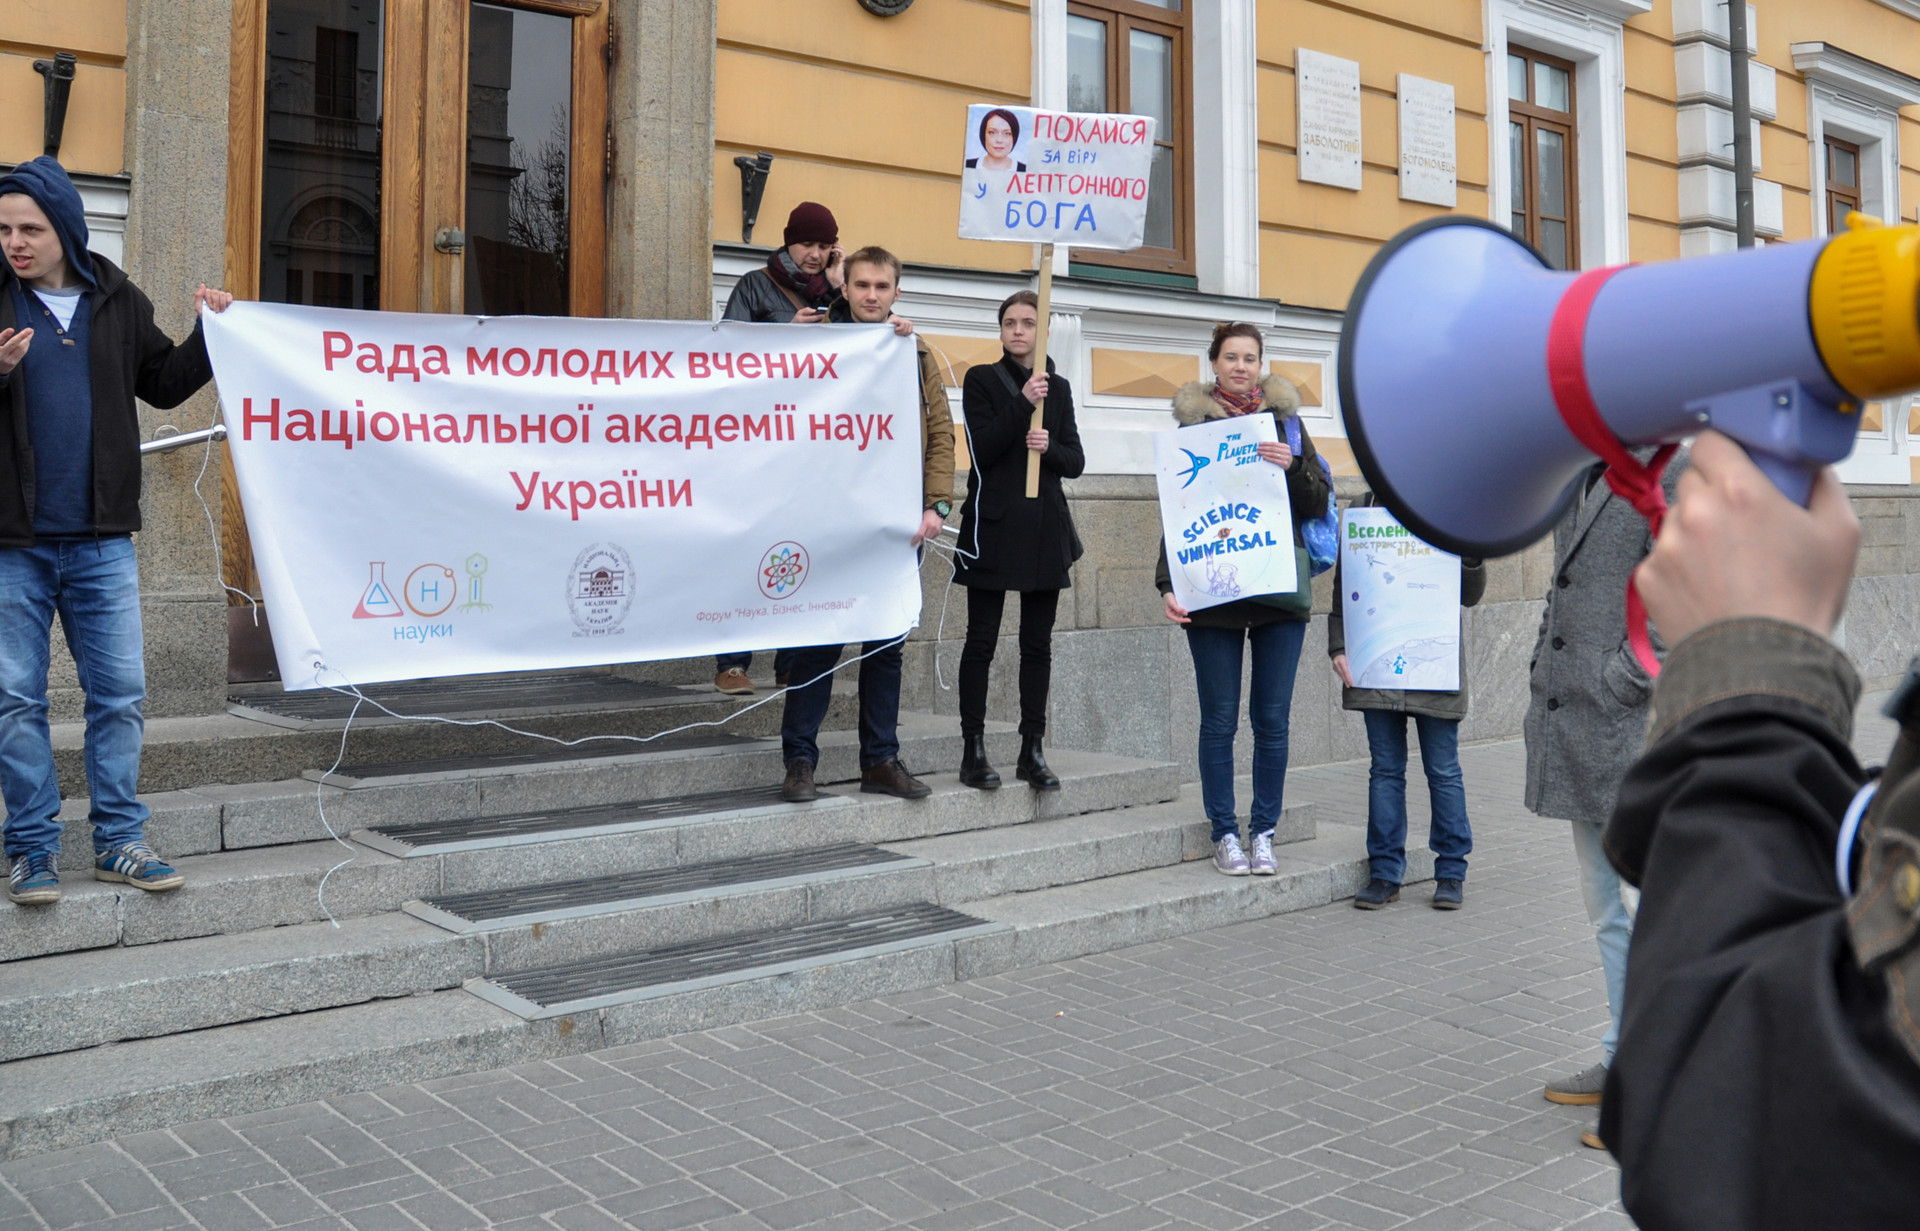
[0,156,212,546]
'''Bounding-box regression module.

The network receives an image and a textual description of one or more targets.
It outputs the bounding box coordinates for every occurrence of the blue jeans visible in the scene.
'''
[780,638,903,769]
[0,538,149,858]
[1571,818,1633,1063]
[1186,620,1306,842]
[1360,709,1472,884]
[716,648,796,677]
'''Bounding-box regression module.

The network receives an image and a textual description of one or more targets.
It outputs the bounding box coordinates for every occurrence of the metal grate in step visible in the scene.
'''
[230,672,687,726]
[357,783,839,857]
[317,730,761,786]
[412,843,914,930]
[472,902,1000,1018]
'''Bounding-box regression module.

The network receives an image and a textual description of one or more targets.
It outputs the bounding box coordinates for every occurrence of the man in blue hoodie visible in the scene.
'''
[0,156,232,906]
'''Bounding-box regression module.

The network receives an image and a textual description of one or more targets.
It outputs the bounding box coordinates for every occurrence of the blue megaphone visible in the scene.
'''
[1338,213,1920,558]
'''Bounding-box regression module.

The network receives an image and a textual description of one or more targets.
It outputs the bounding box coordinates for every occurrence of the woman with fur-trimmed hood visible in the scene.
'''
[1155,323,1330,877]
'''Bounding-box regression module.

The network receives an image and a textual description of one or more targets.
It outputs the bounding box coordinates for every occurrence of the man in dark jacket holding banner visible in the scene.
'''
[0,156,232,906]
[777,246,954,804]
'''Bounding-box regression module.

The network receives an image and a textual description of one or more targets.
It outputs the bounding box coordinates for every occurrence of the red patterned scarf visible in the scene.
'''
[1210,383,1265,417]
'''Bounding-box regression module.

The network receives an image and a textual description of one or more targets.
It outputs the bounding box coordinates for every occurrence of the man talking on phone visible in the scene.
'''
[711,203,916,697]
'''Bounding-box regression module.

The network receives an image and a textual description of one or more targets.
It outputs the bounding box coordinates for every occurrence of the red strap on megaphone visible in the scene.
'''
[1546,265,1676,679]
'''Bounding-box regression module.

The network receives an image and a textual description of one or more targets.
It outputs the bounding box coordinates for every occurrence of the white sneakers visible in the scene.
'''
[1214,832,1279,876]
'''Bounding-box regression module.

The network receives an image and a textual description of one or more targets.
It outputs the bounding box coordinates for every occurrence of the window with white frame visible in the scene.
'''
[1790,42,1920,483]
[1790,43,1917,233]
[1486,0,1640,271]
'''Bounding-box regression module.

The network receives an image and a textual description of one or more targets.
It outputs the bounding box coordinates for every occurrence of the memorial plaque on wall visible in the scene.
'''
[1397,74,1457,206]
[1296,49,1362,190]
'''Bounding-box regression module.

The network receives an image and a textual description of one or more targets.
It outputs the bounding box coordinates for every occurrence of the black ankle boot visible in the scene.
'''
[1016,735,1060,791]
[959,733,1000,789]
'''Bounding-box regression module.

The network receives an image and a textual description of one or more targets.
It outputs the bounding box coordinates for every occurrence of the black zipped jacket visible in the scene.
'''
[0,254,213,546]
[1600,618,1920,1229]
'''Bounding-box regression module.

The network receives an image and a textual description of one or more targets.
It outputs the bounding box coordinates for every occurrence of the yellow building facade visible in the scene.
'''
[714,0,1920,483]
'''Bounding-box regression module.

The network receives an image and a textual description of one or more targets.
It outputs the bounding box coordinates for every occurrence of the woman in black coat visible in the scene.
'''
[954,289,1085,791]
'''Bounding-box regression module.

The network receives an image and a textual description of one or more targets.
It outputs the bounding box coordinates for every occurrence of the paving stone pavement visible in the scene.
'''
[8,714,1895,1231]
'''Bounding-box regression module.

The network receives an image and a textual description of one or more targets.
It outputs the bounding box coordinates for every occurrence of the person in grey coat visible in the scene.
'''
[1526,455,1680,1147]
[1328,492,1486,911]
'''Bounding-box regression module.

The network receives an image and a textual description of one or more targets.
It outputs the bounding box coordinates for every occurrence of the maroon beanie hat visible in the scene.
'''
[783,201,838,247]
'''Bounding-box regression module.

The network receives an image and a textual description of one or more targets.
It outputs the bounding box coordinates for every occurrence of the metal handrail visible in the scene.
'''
[140,424,225,456]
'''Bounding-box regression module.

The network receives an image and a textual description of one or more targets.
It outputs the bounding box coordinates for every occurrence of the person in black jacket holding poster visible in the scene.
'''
[1599,431,1920,1229]
[952,290,1084,793]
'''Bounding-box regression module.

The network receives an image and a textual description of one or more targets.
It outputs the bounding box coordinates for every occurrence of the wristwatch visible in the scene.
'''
[931,500,952,518]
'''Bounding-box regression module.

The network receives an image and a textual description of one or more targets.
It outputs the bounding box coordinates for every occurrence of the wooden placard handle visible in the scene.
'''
[1025,244,1055,499]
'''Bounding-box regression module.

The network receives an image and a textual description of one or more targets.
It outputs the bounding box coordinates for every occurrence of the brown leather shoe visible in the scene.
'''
[780,760,818,802]
[861,758,931,799]
[715,667,754,695]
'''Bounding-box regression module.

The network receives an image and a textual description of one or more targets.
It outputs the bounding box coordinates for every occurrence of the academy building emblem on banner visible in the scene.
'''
[568,543,634,637]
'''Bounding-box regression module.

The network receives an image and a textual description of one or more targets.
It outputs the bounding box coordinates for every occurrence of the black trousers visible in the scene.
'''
[958,587,1059,738]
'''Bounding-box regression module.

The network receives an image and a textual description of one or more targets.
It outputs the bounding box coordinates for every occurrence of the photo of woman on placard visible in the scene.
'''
[965,108,1027,174]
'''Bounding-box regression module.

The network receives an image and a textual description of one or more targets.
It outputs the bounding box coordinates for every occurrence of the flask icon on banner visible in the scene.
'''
[352,562,405,619]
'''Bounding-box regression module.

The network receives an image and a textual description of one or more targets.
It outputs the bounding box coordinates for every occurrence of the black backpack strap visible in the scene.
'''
[988,360,1021,402]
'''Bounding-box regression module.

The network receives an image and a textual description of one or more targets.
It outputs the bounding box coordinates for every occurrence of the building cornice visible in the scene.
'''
[1869,0,1920,23]
[1791,41,1920,111]
[1514,0,1651,25]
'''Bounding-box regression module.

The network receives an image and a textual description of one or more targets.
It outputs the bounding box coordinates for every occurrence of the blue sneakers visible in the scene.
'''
[8,852,60,904]
[94,843,185,892]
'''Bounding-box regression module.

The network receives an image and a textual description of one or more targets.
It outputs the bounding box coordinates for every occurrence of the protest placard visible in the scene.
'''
[957,103,1158,498]
[958,104,1158,249]
[1153,416,1298,614]
[1339,507,1462,690]
[205,303,925,691]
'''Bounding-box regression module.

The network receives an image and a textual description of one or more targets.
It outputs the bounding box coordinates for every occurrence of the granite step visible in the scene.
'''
[31,715,1025,868]
[881,786,1317,905]
[0,991,586,1162]
[0,818,1418,1160]
[0,913,485,1063]
[54,679,860,796]
[2,746,1177,965]
[469,902,1008,1020]
[953,829,1438,979]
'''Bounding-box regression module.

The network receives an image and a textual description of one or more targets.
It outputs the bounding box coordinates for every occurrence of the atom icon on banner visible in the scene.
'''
[759,541,810,600]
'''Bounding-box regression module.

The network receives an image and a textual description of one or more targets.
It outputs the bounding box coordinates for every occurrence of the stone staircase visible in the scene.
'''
[0,674,1427,1160]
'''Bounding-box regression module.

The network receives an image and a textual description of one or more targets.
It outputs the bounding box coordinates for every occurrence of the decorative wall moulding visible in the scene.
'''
[1676,103,1762,172]
[1516,0,1651,22]
[1678,165,1783,237]
[1674,42,1777,120]
[1671,0,1756,50]
[1790,42,1920,112]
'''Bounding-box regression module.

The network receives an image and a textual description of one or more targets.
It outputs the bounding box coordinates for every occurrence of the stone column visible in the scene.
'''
[607,0,716,322]
[120,0,233,717]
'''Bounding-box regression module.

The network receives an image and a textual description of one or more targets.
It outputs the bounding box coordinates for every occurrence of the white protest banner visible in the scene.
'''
[1153,417,1297,614]
[1339,507,1461,690]
[204,303,925,691]
[957,104,1158,249]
